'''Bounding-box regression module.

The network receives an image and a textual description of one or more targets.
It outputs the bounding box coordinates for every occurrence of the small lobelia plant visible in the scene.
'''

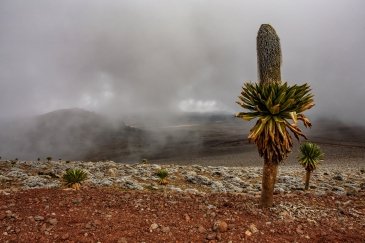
[63,168,88,190]
[298,142,324,190]
[156,168,169,185]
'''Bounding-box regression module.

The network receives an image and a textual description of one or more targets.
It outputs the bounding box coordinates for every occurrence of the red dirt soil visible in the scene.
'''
[1,187,364,242]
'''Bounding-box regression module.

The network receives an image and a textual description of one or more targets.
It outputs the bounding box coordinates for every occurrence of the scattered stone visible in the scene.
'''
[23,176,48,188]
[118,237,128,243]
[184,213,190,222]
[37,171,60,178]
[92,178,113,187]
[5,210,12,218]
[212,220,228,233]
[107,168,117,177]
[249,224,258,234]
[85,222,92,229]
[93,219,102,227]
[207,204,216,210]
[150,223,159,231]
[278,175,295,183]
[296,225,304,234]
[61,233,69,240]
[245,230,252,237]
[168,185,183,192]
[0,175,11,182]
[185,174,212,186]
[197,225,206,233]
[184,188,202,195]
[6,170,29,179]
[72,198,82,204]
[206,232,217,240]
[279,211,294,221]
[40,223,47,232]
[314,191,327,197]
[48,218,58,225]
[0,190,10,196]
[211,181,227,192]
[34,215,45,221]
[161,226,170,233]
[117,178,144,190]
[274,187,285,194]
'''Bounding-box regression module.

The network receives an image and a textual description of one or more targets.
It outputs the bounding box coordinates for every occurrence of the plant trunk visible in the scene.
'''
[260,160,278,208]
[304,170,311,190]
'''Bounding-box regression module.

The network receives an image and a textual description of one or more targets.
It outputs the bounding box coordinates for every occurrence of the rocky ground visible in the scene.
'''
[1,160,365,242]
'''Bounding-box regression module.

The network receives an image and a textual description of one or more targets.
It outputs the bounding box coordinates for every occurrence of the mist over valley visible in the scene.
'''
[0,108,364,167]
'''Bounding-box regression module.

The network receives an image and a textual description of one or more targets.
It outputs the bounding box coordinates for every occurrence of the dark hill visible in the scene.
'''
[0,108,143,161]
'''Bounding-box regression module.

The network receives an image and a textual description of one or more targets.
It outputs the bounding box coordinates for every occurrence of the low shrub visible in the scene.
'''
[63,168,88,190]
[156,168,169,185]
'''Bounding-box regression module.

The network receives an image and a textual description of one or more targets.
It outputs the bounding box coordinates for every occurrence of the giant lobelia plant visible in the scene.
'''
[236,24,315,207]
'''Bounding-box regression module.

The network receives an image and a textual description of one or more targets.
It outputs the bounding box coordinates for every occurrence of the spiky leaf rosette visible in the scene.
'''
[156,169,168,180]
[298,142,323,171]
[156,168,169,185]
[63,169,88,186]
[236,82,314,163]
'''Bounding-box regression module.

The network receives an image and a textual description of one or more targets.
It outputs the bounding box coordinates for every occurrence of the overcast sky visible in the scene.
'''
[1,0,364,123]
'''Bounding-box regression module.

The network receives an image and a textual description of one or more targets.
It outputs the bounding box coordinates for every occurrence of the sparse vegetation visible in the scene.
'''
[156,168,169,185]
[37,158,41,161]
[236,24,315,208]
[141,159,149,164]
[46,156,52,162]
[63,168,88,190]
[298,142,324,190]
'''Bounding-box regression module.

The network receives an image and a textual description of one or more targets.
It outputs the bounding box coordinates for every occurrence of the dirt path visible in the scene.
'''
[1,188,364,242]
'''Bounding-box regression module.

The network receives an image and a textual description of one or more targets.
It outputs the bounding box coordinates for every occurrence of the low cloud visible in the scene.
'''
[178,99,221,113]
[0,0,364,124]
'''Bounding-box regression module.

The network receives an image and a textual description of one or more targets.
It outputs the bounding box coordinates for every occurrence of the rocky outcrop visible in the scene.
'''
[0,160,364,197]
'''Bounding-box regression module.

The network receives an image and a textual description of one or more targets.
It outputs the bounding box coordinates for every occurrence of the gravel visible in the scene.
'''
[0,160,364,197]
